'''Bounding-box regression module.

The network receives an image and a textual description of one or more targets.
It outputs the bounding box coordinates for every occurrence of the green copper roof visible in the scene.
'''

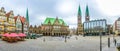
[26,8,29,24]
[85,5,89,16]
[43,17,67,26]
[78,5,82,16]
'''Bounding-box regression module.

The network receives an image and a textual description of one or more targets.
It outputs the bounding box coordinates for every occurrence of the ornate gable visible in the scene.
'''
[53,17,60,25]
[0,7,6,16]
[16,16,21,23]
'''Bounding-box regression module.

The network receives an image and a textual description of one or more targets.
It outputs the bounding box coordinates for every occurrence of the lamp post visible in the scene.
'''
[108,33,110,48]
[99,20,103,51]
[100,32,102,51]
[108,25,110,47]
[99,27,103,51]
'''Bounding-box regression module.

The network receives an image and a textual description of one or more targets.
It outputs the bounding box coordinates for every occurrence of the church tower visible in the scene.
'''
[77,5,83,35]
[26,8,30,34]
[85,5,90,22]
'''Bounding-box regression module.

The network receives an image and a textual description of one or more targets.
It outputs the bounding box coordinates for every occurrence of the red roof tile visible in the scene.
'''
[14,15,27,24]
[14,16,18,22]
[20,16,26,23]
[5,12,11,17]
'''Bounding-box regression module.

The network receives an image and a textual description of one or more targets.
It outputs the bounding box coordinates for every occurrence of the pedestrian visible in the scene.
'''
[64,36,67,42]
[114,39,117,46]
[43,38,45,42]
[75,37,78,40]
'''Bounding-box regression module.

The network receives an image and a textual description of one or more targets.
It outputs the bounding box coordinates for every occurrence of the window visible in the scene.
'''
[0,27,2,30]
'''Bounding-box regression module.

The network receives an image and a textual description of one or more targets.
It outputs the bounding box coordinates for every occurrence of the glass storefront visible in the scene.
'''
[83,19,107,35]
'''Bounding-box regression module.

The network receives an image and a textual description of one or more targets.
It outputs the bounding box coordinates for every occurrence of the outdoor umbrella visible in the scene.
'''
[2,33,9,37]
[18,33,26,37]
[8,33,18,37]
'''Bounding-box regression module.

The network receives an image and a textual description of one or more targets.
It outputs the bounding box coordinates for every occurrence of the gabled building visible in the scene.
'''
[14,15,22,33]
[23,17,28,34]
[0,7,7,34]
[29,25,41,34]
[20,17,28,34]
[33,25,37,33]
[29,25,33,33]
[6,10,16,33]
[37,25,41,34]
[41,17,69,36]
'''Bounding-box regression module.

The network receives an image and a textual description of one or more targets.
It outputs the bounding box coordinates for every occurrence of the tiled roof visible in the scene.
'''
[5,12,11,17]
[43,17,67,26]
[14,15,26,24]
[6,11,13,17]
[20,16,26,24]
[14,16,18,22]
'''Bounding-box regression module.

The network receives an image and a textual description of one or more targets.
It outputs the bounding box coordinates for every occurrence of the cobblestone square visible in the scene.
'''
[0,35,116,51]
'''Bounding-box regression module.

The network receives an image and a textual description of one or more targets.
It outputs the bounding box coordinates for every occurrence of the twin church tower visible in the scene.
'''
[77,5,90,35]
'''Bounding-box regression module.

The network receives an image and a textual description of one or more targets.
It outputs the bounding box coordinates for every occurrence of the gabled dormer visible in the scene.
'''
[53,17,60,25]
[48,19,51,25]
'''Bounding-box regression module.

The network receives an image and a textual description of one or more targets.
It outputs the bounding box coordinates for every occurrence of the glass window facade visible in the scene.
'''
[83,19,107,35]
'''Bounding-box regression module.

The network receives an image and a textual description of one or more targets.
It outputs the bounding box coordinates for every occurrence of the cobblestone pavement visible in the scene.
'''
[0,35,117,51]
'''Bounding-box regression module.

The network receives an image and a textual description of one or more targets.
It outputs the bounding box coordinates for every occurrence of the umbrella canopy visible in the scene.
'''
[2,33,10,37]
[18,33,26,37]
[7,33,18,37]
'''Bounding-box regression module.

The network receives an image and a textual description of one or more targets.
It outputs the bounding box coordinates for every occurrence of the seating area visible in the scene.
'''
[1,33,26,43]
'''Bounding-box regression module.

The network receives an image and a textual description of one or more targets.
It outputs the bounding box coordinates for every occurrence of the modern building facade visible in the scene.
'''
[83,19,107,35]
[41,17,69,36]
[113,17,120,35]
[77,5,83,35]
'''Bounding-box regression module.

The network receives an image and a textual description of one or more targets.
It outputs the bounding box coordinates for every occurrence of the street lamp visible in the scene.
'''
[108,28,110,47]
[99,26,103,51]
[99,20,104,51]
[100,32,102,51]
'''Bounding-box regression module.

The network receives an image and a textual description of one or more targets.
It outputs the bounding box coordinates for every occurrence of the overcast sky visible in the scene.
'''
[0,0,120,28]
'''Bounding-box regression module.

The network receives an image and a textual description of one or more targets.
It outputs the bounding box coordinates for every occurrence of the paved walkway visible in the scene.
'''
[102,36,120,51]
[0,35,109,51]
[102,42,117,51]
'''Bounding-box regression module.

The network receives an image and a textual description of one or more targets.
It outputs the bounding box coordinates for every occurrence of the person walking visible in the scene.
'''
[43,38,45,42]
[75,36,78,40]
[114,39,117,46]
